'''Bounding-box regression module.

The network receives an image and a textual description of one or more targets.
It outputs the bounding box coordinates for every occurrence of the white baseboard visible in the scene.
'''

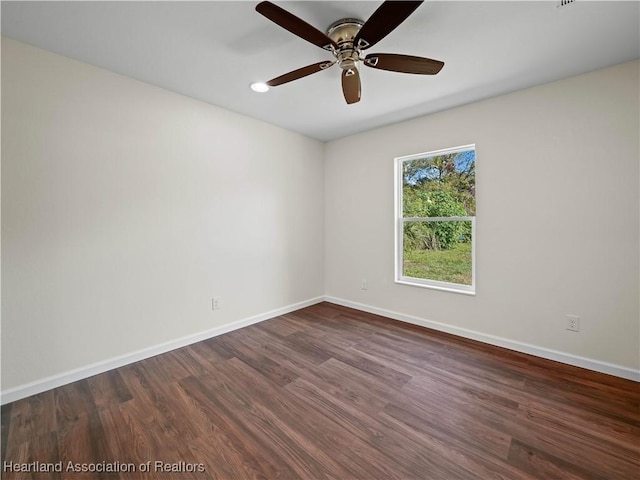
[0,297,324,405]
[324,296,640,382]
[3,294,637,404]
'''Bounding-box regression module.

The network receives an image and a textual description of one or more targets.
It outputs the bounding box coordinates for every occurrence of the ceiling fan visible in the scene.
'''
[255,0,444,104]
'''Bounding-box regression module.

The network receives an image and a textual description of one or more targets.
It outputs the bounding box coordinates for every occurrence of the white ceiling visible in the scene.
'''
[2,1,639,141]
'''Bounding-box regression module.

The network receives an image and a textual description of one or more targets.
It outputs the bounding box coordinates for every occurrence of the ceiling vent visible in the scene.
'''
[557,0,576,7]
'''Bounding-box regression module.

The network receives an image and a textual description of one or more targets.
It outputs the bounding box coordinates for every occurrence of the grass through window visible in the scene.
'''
[403,242,472,285]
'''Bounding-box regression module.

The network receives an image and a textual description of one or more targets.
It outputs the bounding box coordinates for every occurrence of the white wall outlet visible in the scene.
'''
[361,279,367,290]
[212,297,221,310]
[566,314,580,332]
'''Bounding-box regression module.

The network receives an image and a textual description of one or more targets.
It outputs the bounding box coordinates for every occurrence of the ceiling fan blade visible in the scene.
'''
[256,1,337,51]
[341,67,361,104]
[364,53,444,75]
[266,61,335,87]
[354,1,423,50]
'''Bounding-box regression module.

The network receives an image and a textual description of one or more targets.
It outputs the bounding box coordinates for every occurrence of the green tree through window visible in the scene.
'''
[396,145,476,293]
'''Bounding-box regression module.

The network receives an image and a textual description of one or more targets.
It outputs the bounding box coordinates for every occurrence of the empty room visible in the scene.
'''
[1,1,639,479]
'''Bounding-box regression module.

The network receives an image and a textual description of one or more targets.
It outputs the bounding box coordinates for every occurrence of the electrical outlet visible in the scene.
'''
[566,314,580,332]
[212,297,221,310]
[361,279,368,290]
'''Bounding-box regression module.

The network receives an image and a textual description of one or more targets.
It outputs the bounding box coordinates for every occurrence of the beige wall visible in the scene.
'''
[324,60,640,371]
[1,38,325,391]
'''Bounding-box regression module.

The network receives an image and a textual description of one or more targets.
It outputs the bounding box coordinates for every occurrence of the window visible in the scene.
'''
[395,145,476,294]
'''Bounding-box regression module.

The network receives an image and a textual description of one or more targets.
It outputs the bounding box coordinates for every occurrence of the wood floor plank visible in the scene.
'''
[257,316,306,337]
[297,358,391,416]
[216,332,299,387]
[286,376,468,480]
[406,368,639,478]
[197,360,359,479]
[54,379,97,433]
[121,388,198,450]
[286,329,412,390]
[1,401,12,464]
[5,397,32,447]
[175,377,298,479]
[187,431,271,480]
[57,412,114,480]
[406,369,522,417]
[253,323,333,366]
[389,382,514,459]
[520,398,640,452]
[97,403,143,466]
[213,357,416,480]
[186,338,233,365]
[311,357,399,409]
[179,374,325,479]
[507,438,607,480]
[377,408,537,480]
[87,369,133,411]
[287,322,358,351]
[200,337,236,360]
[523,374,640,424]
[349,334,435,375]
[2,302,638,479]
[1,440,30,480]
[135,353,192,385]
[160,347,218,378]
[509,407,640,479]
[232,328,324,380]
[328,346,412,390]
[28,432,62,480]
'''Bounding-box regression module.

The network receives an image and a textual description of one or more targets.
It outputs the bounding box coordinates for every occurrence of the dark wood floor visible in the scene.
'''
[2,302,639,479]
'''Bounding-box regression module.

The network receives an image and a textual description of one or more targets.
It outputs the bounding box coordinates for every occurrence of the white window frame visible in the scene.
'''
[394,144,476,295]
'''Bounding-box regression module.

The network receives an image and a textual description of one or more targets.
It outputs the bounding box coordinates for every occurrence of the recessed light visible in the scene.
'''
[250,82,269,93]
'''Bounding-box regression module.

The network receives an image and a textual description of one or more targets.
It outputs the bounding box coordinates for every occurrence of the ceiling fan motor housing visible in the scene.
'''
[327,19,364,71]
[327,18,364,44]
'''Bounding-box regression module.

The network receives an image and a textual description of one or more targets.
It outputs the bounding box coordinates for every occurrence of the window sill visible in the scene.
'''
[395,279,476,296]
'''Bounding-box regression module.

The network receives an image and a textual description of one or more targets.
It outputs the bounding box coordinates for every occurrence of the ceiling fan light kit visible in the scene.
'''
[255,0,444,104]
